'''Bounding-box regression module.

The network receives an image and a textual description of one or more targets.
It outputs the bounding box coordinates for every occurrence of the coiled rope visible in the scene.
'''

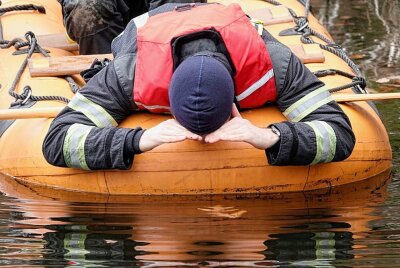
[2,31,70,104]
[0,37,29,49]
[0,3,80,104]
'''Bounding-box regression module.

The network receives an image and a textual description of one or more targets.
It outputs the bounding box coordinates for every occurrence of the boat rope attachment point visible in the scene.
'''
[1,31,70,105]
[263,0,366,93]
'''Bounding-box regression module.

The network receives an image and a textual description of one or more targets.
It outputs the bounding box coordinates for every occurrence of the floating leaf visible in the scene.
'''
[198,205,247,219]
[350,53,366,60]
[376,76,400,84]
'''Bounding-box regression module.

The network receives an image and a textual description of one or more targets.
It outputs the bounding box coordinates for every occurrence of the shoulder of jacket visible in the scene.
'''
[113,53,136,102]
[266,41,291,53]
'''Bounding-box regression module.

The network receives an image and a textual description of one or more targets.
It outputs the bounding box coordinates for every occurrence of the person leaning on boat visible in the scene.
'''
[58,0,205,55]
[42,3,355,170]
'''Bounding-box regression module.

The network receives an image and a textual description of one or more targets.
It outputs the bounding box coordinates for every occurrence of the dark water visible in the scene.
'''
[0,0,400,267]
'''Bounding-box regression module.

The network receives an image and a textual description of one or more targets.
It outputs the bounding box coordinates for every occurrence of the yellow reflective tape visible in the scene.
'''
[316,248,336,260]
[76,128,91,170]
[63,124,79,168]
[284,86,332,122]
[292,96,333,122]
[63,124,93,170]
[307,122,323,165]
[68,92,117,127]
[314,232,336,260]
[324,122,337,163]
[283,85,329,115]
[305,121,336,165]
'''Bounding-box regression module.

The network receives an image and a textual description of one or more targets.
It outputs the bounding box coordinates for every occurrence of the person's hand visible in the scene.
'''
[204,104,280,150]
[139,119,202,152]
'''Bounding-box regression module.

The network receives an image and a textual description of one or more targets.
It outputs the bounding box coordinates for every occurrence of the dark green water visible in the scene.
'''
[0,0,399,267]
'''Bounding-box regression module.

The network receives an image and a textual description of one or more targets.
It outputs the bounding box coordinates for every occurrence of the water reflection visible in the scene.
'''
[311,0,400,80]
[0,171,391,267]
[43,229,148,266]
[313,0,400,173]
[263,223,354,267]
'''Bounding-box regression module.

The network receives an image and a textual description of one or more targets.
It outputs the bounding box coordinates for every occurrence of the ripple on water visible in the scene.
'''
[0,170,396,267]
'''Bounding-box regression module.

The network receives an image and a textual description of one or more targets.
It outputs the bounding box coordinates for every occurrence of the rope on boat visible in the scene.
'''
[1,31,70,104]
[0,5,3,41]
[0,3,70,103]
[0,20,3,41]
[0,4,45,15]
[300,31,362,77]
[0,2,80,98]
[0,1,5,41]
[0,2,46,46]
[65,76,81,93]
[1,37,30,50]
[314,69,367,93]
[263,0,367,94]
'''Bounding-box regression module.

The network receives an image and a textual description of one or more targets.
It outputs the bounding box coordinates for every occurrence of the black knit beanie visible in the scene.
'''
[169,55,235,135]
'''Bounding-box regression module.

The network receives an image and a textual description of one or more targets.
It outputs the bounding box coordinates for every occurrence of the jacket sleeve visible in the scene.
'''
[264,40,355,165]
[42,53,144,170]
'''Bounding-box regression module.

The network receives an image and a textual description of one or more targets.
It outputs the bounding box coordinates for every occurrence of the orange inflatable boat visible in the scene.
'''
[0,0,392,195]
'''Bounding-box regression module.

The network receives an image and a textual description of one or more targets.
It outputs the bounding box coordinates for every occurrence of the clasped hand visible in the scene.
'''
[139,104,280,152]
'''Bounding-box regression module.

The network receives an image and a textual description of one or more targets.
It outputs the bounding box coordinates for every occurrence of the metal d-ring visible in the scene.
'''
[21,87,32,105]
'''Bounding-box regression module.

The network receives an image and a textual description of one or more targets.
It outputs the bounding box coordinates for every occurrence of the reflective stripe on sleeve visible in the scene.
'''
[283,86,333,122]
[305,121,337,165]
[236,69,274,102]
[63,124,93,170]
[68,92,118,127]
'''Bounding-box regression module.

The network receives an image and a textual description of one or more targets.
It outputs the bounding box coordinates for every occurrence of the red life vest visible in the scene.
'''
[133,3,276,112]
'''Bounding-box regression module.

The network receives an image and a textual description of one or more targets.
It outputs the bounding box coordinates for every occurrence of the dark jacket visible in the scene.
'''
[43,3,355,170]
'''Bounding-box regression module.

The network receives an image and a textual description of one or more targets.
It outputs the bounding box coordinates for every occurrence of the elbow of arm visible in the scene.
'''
[42,125,67,168]
[336,128,356,162]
